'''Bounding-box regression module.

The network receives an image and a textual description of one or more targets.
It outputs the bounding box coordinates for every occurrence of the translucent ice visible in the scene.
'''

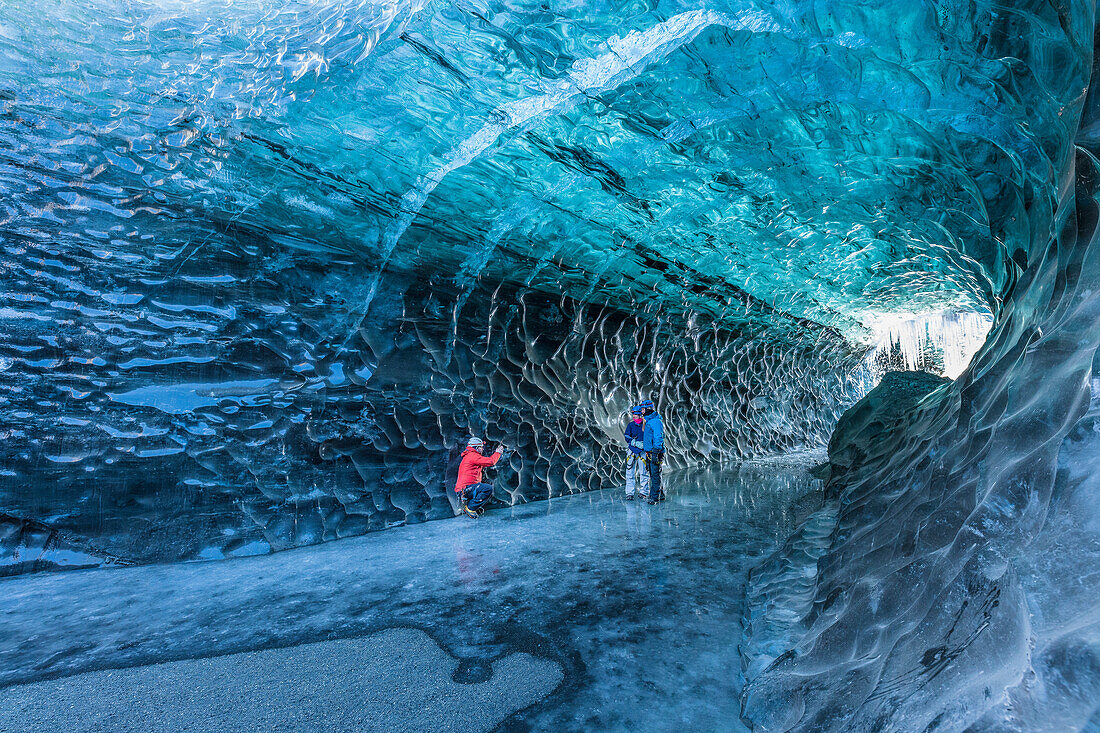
[742,5,1100,728]
[1,0,905,566]
[1,0,1100,728]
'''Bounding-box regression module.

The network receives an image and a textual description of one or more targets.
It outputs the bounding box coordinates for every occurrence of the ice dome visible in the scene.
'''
[1,1,1098,729]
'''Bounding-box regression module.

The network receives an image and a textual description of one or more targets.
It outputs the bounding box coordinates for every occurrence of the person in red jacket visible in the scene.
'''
[455,437,508,517]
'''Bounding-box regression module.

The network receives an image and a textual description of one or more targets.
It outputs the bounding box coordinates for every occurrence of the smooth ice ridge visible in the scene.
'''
[741,14,1100,721]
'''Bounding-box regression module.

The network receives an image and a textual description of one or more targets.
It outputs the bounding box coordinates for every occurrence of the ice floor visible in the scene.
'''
[0,461,821,732]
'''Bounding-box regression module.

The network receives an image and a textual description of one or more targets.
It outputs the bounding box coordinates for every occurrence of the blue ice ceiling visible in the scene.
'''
[4,0,1003,565]
[4,0,1014,334]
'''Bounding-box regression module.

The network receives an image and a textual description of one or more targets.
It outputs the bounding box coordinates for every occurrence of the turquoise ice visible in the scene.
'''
[0,1,1099,730]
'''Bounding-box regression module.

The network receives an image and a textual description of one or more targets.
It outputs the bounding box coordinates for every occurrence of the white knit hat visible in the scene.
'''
[466,436,485,449]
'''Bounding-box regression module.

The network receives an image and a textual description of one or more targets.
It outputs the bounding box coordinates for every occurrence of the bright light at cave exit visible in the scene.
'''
[864,311,994,381]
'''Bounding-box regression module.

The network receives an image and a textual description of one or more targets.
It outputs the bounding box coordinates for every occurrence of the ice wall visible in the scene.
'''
[3,0,1099,725]
[1,0,889,570]
[742,5,1100,730]
[1,260,857,570]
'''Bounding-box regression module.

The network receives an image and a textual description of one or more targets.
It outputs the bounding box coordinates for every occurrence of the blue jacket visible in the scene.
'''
[624,420,645,455]
[643,413,664,452]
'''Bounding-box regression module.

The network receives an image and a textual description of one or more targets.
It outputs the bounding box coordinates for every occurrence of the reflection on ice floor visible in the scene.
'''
[0,462,820,732]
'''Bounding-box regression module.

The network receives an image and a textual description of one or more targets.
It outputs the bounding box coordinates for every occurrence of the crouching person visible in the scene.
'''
[624,405,649,500]
[455,437,507,518]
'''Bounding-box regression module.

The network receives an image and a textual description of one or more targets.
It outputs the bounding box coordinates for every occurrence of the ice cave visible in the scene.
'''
[1,1,1099,730]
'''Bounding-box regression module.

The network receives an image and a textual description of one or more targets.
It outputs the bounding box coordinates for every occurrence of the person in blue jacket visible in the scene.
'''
[639,399,665,503]
[624,405,649,500]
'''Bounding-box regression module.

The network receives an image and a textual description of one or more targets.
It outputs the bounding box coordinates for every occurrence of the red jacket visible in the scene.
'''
[455,448,501,492]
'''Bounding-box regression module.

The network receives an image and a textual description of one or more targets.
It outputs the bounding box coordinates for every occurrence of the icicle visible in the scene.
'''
[863,311,993,383]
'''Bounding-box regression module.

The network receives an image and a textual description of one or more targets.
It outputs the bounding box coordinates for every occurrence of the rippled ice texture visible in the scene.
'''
[3,0,1011,568]
[1,0,909,569]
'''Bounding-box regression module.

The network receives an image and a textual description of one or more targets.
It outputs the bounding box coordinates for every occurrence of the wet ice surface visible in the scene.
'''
[0,462,818,732]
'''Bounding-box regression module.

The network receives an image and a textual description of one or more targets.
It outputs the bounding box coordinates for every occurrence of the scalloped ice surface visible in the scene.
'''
[0,1,1097,726]
[0,0,1011,568]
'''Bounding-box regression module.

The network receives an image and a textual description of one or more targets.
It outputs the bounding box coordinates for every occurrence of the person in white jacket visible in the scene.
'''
[624,405,650,500]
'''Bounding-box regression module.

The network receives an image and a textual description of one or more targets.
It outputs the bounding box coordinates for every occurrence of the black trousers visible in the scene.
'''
[462,482,494,511]
[647,450,664,499]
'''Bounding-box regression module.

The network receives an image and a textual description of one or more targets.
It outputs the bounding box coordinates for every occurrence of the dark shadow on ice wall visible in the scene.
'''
[0,232,860,573]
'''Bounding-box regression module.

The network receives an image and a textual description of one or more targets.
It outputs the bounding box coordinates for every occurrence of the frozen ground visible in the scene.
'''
[0,463,820,732]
